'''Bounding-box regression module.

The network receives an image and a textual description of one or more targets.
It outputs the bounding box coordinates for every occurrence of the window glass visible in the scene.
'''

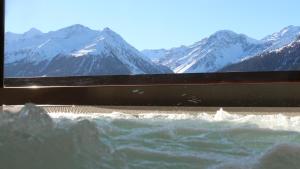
[4,0,300,78]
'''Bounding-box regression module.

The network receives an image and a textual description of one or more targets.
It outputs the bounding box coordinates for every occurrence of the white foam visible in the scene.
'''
[48,108,300,132]
[2,105,300,169]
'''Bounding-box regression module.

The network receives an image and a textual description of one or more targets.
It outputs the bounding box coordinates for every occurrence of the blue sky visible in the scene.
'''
[5,0,300,50]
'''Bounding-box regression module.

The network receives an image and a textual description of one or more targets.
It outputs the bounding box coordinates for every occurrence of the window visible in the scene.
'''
[1,0,299,106]
[1,1,300,169]
[4,0,300,79]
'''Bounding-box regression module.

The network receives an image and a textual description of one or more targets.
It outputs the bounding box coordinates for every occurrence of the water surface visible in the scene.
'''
[1,105,300,169]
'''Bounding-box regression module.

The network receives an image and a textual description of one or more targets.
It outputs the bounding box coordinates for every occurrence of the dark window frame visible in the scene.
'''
[1,0,300,107]
[1,0,3,89]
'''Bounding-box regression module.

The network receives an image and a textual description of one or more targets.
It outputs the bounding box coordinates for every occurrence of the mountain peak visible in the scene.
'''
[57,24,93,34]
[210,30,241,40]
[214,30,237,35]
[208,30,259,44]
[282,25,298,30]
[26,28,42,33]
[101,27,121,37]
[262,25,300,42]
[102,27,113,32]
[23,28,43,37]
[68,24,87,29]
[279,25,300,35]
[101,27,123,41]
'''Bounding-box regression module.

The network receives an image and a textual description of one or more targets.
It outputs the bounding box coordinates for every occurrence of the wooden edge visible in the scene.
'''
[1,83,300,107]
[4,71,300,87]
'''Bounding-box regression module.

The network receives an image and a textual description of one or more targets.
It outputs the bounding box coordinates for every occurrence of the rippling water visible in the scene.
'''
[1,104,300,169]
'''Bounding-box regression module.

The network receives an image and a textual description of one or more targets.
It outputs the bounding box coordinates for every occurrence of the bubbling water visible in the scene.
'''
[1,104,300,169]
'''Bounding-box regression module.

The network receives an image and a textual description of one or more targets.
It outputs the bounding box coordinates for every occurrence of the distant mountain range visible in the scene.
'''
[5,25,300,77]
[142,25,300,73]
[5,25,172,77]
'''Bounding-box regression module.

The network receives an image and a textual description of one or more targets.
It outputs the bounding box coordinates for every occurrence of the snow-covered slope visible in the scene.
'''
[174,31,265,73]
[5,25,172,77]
[221,36,300,72]
[262,25,300,51]
[5,25,100,63]
[141,49,168,64]
[142,26,300,73]
[143,30,264,73]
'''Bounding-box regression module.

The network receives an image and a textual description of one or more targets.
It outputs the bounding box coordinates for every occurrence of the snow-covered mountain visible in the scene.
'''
[143,30,265,73]
[5,25,99,64]
[5,25,172,77]
[221,36,300,72]
[142,26,300,73]
[5,25,300,77]
[262,25,300,51]
[141,49,168,64]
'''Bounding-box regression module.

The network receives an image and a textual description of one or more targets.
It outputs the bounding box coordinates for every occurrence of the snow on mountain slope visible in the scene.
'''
[262,25,300,51]
[142,26,300,73]
[143,30,264,73]
[5,28,43,42]
[69,28,147,74]
[6,25,300,76]
[5,24,100,63]
[221,35,300,72]
[174,30,264,73]
[5,25,172,77]
[141,49,168,64]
